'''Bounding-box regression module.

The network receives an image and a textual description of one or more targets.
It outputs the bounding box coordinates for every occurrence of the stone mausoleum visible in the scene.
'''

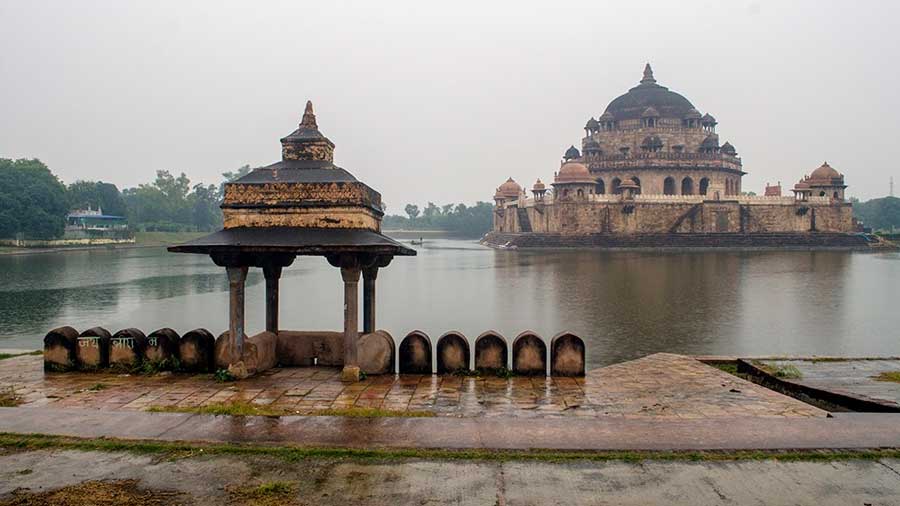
[488,64,857,247]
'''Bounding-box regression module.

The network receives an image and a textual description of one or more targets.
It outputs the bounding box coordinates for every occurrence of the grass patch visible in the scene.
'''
[0,350,42,361]
[754,361,803,380]
[873,371,900,383]
[148,401,290,417]
[0,478,184,506]
[2,433,900,464]
[86,383,108,391]
[0,387,22,408]
[712,362,739,375]
[228,481,297,506]
[311,407,434,418]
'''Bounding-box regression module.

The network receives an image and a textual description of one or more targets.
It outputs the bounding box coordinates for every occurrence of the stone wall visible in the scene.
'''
[494,199,854,236]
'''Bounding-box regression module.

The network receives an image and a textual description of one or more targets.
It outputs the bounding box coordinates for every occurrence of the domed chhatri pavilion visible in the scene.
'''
[489,64,858,245]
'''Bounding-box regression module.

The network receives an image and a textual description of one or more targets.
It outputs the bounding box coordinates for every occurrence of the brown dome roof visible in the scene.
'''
[603,64,696,121]
[554,162,594,184]
[495,177,523,199]
[810,162,841,180]
[533,179,546,190]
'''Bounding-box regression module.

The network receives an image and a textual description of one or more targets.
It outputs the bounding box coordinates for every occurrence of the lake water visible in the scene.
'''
[1,239,898,368]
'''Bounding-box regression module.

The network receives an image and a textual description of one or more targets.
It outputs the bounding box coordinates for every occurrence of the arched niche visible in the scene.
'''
[512,332,547,376]
[399,331,433,374]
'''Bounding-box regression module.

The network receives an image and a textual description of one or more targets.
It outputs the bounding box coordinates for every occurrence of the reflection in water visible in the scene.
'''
[0,242,898,368]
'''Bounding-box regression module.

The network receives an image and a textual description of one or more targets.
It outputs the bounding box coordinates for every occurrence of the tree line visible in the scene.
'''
[0,158,252,239]
[382,201,494,237]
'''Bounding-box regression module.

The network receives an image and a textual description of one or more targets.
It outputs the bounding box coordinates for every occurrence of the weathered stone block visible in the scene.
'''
[178,328,215,372]
[512,332,547,376]
[436,332,469,374]
[143,328,180,368]
[109,328,147,371]
[359,330,394,375]
[43,326,79,372]
[275,330,343,366]
[76,327,111,371]
[550,333,586,377]
[399,331,432,374]
[474,332,508,372]
[244,331,277,374]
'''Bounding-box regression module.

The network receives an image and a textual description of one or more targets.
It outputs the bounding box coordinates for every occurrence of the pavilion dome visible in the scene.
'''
[564,145,581,160]
[809,162,841,180]
[533,179,546,191]
[602,64,696,121]
[555,161,594,184]
[495,177,523,199]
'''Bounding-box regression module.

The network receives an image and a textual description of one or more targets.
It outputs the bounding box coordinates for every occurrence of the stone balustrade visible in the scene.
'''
[44,326,586,378]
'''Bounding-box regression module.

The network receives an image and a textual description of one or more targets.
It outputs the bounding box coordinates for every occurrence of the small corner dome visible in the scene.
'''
[810,162,841,180]
[564,145,581,160]
[533,179,546,190]
[701,113,717,124]
[498,177,522,194]
[720,141,736,155]
[555,161,592,183]
[585,117,599,129]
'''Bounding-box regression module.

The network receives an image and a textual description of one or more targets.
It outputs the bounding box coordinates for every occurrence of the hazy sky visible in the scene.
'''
[2,0,898,206]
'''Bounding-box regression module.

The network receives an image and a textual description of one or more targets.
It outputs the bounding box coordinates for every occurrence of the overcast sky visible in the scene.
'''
[2,0,898,206]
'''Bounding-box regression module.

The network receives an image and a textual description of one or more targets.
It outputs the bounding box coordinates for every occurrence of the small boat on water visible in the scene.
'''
[410,238,425,246]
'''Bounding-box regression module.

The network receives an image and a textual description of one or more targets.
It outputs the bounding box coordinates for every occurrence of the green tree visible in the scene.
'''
[404,204,420,220]
[854,196,900,231]
[67,180,127,216]
[0,158,68,239]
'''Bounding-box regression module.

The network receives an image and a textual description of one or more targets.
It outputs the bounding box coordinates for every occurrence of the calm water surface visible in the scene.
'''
[1,239,898,368]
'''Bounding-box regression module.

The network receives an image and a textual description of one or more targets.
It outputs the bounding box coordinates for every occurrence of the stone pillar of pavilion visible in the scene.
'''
[170,101,415,381]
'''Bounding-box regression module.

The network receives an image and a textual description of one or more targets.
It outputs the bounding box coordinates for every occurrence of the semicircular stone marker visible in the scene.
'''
[43,326,79,372]
[144,328,181,369]
[399,331,432,374]
[76,327,112,371]
[436,332,470,374]
[109,328,147,371]
[512,333,547,376]
[179,328,215,372]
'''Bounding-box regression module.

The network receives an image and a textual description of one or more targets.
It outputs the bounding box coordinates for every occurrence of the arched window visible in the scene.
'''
[682,177,694,195]
[820,191,826,197]
[611,178,622,195]
[631,177,641,195]
[699,178,709,196]
[664,177,676,195]
[596,179,605,195]
[562,189,569,198]
[577,189,584,198]
[833,191,839,199]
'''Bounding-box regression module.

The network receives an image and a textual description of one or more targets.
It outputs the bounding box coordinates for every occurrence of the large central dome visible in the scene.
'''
[603,64,696,121]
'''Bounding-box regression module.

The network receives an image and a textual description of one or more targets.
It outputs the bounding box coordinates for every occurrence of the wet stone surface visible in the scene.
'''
[762,359,900,409]
[0,353,825,419]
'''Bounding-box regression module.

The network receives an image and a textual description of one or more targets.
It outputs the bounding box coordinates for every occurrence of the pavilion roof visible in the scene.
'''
[167,227,416,257]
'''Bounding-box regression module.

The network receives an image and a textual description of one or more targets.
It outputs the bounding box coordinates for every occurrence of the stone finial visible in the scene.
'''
[641,63,656,84]
[300,100,317,129]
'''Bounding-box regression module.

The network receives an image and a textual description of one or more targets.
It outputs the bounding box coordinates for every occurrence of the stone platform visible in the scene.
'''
[748,358,900,411]
[1,353,823,419]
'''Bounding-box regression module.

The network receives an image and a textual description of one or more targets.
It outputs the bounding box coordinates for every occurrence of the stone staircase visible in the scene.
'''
[516,207,533,232]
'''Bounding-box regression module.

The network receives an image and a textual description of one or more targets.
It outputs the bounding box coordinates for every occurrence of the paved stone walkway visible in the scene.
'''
[762,358,900,409]
[0,353,825,418]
